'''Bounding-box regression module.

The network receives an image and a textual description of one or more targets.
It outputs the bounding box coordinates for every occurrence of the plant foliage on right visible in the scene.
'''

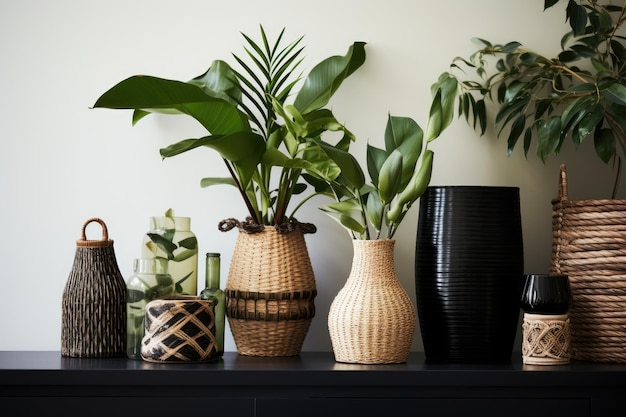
[441,0,626,196]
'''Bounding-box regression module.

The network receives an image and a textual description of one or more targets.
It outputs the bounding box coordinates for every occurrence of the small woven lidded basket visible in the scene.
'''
[141,296,218,362]
[550,164,626,363]
[222,219,317,356]
[61,217,126,358]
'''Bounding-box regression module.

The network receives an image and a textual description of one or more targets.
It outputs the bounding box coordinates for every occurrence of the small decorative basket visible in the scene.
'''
[61,218,126,358]
[551,164,626,363]
[141,296,218,362]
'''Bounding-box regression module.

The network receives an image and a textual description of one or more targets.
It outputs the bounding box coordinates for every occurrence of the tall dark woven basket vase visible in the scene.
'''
[61,217,127,357]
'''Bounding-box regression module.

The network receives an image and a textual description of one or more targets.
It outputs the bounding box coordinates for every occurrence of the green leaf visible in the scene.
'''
[309,139,365,188]
[200,177,237,188]
[146,233,178,259]
[365,191,383,234]
[594,127,616,163]
[377,150,403,204]
[567,0,588,36]
[577,104,605,142]
[605,83,626,105]
[396,149,433,206]
[188,60,242,105]
[384,115,423,189]
[173,249,197,262]
[293,42,366,114]
[366,144,387,186]
[536,116,562,161]
[320,199,366,235]
[93,75,249,135]
[507,114,526,156]
[177,236,197,250]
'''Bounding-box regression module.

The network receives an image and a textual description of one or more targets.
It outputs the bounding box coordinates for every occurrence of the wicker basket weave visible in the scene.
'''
[61,218,126,358]
[550,164,626,363]
[141,296,217,362]
[328,239,416,364]
[224,224,317,356]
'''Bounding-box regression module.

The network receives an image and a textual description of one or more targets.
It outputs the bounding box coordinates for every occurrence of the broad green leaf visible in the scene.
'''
[536,116,562,161]
[377,150,403,204]
[173,249,197,262]
[293,42,366,114]
[507,114,526,156]
[365,191,383,233]
[366,143,387,185]
[577,104,605,142]
[594,127,616,163]
[396,149,433,206]
[200,177,237,188]
[384,115,423,189]
[93,75,250,135]
[177,236,197,250]
[567,0,588,36]
[605,83,626,105]
[146,233,177,259]
[188,60,242,105]
[309,139,365,188]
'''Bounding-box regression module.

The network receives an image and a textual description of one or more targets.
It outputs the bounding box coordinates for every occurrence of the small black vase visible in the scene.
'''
[520,274,571,315]
[415,186,524,363]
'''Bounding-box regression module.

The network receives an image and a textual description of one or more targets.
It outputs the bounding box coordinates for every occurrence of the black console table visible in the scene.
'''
[1,351,625,417]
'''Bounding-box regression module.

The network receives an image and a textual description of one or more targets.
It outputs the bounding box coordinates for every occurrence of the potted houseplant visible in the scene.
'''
[438,0,626,363]
[440,0,626,196]
[302,75,458,364]
[92,26,367,356]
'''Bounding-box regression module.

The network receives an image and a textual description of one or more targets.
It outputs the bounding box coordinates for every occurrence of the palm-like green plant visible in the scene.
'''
[313,75,458,240]
[93,26,366,226]
[440,0,626,196]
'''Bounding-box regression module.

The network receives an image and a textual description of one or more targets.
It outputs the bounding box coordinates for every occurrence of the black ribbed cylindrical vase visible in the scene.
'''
[415,186,524,363]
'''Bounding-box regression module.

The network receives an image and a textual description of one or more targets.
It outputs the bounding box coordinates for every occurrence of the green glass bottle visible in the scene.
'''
[200,253,225,356]
[126,258,174,360]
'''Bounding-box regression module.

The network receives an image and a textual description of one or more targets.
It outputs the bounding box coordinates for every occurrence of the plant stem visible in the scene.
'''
[224,158,259,223]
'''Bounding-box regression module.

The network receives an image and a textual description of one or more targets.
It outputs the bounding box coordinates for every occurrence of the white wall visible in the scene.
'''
[0,0,619,353]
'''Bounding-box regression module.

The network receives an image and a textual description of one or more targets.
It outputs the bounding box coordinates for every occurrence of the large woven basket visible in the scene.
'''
[550,164,626,363]
[223,222,317,356]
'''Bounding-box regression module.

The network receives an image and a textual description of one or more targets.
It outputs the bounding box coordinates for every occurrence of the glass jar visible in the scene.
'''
[200,252,225,356]
[142,215,198,296]
[126,258,174,360]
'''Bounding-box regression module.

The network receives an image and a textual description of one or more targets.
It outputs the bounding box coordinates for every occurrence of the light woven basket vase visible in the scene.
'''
[225,227,317,356]
[550,164,626,363]
[328,239,416,364]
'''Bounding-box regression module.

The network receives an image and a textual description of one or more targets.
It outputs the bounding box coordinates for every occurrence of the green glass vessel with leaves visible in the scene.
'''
[126,258,175,360]
[142,209,198,295]
[93,26,366,227]
[439,0,626,196]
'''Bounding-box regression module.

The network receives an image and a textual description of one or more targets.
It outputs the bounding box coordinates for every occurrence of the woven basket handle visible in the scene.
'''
[80,217,109,241]
[557,164,569,202]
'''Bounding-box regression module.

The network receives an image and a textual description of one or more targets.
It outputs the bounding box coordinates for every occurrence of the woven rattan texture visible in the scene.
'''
[61,218,126,358]
[328,240,416,364]
[225,227,317,356]
[141,298,217,362]
[522,314,570,365]
[551,165,626,363]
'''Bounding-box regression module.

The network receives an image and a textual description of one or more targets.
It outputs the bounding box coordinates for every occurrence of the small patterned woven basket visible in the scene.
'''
[61,218,126,358]
[223,223,317,356]
[141,296,218,362]
[550,164,626,363]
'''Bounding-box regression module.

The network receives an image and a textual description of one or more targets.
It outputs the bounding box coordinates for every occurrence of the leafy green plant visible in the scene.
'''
[440,0,626,196]
[313,76,458,240]
[93,26,366,226]
[144,208,196,293]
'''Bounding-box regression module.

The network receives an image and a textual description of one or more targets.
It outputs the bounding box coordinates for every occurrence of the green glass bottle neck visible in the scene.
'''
[205,253,221,289]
